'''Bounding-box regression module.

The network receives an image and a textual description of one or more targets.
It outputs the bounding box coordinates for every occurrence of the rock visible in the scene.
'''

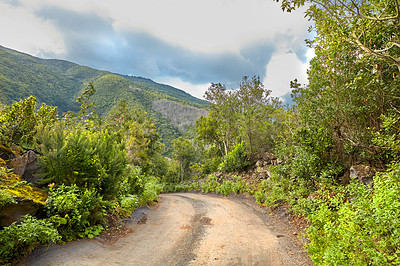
[264,152,277,161]
[10,150,43,187]
[349,164,375,186]
[0,169,47,227]
[255,160,263,168]
[0,200,42,227]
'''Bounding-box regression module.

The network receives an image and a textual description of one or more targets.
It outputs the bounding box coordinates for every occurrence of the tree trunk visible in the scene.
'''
[180,160,184,182]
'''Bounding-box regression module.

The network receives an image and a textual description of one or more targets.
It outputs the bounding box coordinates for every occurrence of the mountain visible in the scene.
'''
[0,45,208,153]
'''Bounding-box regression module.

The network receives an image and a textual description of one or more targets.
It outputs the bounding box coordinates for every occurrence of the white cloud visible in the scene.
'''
[0,2,65,56]
[155,76,210,100]
[263,51,310,97]
[7,0,309,54]
[0,0,312,98]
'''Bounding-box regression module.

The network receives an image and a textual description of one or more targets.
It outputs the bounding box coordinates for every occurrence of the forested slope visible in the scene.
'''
[0,45,208,151]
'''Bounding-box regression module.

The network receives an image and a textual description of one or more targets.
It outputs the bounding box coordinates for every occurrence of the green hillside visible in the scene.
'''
[0,45,208,152]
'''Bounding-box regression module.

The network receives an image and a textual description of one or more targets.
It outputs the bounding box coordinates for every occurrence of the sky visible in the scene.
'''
[0,0,314,99]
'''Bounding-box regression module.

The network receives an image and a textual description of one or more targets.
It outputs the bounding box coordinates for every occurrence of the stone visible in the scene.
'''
[255,160,263,167]
[0,200,42,227]
[349,164,375,186]
[10,150,42,187]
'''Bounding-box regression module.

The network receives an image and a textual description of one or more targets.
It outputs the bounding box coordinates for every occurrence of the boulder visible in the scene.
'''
[0,200,42,227]
[255,160,264,168]
[349,164,375,186]
[0,169,47,227]
[10,150,43,187]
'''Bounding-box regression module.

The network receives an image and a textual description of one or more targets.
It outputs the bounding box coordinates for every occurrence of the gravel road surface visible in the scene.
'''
[25,193,312,265]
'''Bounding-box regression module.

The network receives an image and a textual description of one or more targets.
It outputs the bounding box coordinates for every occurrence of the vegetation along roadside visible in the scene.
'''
[1,0,400,265]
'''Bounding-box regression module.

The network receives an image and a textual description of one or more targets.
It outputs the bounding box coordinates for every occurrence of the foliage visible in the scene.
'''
[219,141,250,173]
[139,176,162,205]
[200,174,220,194]
[200,174,248,196]
[0,96,57,148]
[115,194,139,218]
[198,76,282,161]
[120,165,144,196]
[215,176,249,196]
[106,100,161,172]
[372,111,400,162]
[277,0,400,168]
[161,181,200,193]
[306,163,400,265]
[278,0,400,72]
[36,123,128,200]
[172,137,197,182]
[45,184,105,241]
[0,215,60,265]
[0,165,47,208]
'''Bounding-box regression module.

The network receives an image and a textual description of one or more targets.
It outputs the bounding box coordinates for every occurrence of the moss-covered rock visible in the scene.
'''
[0,167,47,226]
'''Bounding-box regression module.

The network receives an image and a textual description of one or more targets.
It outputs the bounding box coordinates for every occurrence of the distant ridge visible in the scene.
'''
[0,45,208,152]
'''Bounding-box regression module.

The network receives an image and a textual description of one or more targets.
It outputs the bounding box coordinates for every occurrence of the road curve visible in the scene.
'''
[26,193,311,265]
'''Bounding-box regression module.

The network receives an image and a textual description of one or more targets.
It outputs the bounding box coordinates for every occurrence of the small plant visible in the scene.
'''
[254,190,266,205]
[200,174,220,193]
[306,163,400,265]
[46,185,105,241]
[117,194,139,217]
[0,215,60,265]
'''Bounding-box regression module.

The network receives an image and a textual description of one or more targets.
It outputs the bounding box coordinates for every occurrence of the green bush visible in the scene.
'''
[0,215,60,265]
[45,185,105,241]
[0,96,57,148]
[306,163,400,265]
[216,176,249,196]
[120,165,144,196]
[139,176,162,205]
[36,124,129,200]
[254,190,266,205]
[201,174,220,193]
[219,141,250,173]
[117,194,139,217]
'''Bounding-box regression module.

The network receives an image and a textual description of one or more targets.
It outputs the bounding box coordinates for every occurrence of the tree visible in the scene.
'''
[278,0,400,71]
[172,137,196,182]
[197,76,282,160]
[106,100,161,172]
[278,0,400,166]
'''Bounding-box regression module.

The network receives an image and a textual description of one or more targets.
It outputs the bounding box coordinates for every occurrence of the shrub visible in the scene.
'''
[200,174,220,193]
[254,190,266,205]
[139,176,162,205]
[45,185,105,241]
[36,124,129,200]
[219,141,250,173]
[0,215,60,265]
[117,194,139,217]
[120,165,144,196]
[0,96,57,148]
[306,163,400,265]
[216,176,249,196]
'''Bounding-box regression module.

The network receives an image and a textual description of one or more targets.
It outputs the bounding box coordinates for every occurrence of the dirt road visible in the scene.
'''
[26,193,311,265]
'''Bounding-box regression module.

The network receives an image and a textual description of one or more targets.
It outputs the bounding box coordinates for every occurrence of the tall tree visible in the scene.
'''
[278,0,400,166]
[172,137,196,182]
[278,0,400,71]
[197,76,282,160]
